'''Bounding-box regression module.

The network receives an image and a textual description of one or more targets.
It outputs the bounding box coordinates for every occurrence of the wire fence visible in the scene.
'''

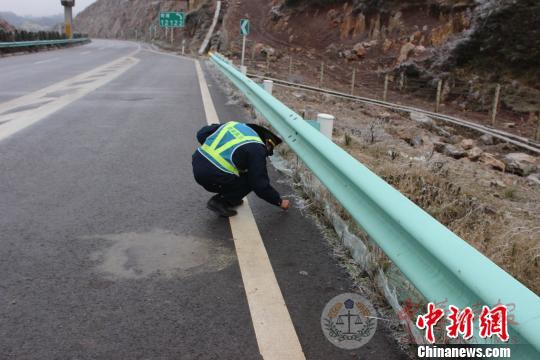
[236,40,540,142]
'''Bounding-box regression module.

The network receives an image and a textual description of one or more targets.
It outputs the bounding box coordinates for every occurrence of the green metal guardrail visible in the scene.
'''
[209,52,540,358]
[0,38,89,49]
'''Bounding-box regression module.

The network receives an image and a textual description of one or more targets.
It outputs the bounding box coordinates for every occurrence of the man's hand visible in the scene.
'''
[280,199,290,210]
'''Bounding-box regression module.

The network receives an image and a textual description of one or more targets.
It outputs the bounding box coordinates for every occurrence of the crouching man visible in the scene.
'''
[192,121,290,217]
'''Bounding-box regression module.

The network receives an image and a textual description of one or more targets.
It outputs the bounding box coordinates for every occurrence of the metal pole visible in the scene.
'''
[491,84,501,126]
[319,62,325,88]
[241,35,246,67]
[351,67,356,95]
[383,74,389,101]
[436,80,443,113]
[266,52,270,72]
[171,27,174,44]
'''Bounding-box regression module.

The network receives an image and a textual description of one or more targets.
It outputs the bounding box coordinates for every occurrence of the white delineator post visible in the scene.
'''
[263,80,273,95]
[317,113,335,140]
[240,66,247,75]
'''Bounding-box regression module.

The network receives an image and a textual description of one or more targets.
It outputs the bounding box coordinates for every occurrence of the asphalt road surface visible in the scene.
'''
[0,39,407,359]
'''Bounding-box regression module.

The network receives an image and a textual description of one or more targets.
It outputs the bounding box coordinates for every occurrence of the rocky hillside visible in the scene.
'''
[74,0,539,117]
[75,0,216,50]
[280,1,539,108]
[0,18,14,32]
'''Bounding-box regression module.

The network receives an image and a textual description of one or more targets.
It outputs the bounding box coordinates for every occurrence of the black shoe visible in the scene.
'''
[207,196,237,217]
[225,199,244,207]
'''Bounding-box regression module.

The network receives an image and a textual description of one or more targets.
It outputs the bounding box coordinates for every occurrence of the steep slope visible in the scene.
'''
[0,17,14,32]
[222,0,539,117]
[75,0,217,51]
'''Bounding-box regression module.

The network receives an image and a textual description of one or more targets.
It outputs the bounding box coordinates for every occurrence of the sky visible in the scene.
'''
[0,0,97,17]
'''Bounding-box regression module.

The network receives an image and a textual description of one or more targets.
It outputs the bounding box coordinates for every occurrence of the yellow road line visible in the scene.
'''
[195,59,305,360]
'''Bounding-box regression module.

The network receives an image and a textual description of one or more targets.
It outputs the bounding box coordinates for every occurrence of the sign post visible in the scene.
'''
[240,19,250,68]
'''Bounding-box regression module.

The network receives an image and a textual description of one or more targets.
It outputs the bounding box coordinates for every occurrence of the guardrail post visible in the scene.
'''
[263,80,273,95]
[383,74,389,101]
[491,84,501,126]
[351,67,356,95]
[435,79,443,113]
[317,113,334,140]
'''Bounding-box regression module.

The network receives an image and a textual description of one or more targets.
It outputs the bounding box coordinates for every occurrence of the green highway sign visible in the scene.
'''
[160,12,185,28]
[240,19,250,36]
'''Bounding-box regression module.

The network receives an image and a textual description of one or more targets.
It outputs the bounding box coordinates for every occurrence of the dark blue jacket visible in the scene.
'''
[193,124,281,206]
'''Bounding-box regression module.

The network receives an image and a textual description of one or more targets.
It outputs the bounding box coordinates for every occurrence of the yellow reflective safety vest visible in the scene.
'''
[198,122,264,176]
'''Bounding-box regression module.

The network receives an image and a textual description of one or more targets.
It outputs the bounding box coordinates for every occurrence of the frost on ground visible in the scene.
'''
[205,59,539,354]
[273,85,540,296]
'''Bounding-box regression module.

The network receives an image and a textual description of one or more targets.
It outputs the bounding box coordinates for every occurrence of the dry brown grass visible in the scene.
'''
[273,85,540,295]
[347,141,540,294]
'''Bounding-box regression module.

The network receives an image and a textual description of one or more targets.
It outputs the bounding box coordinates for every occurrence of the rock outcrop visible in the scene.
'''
[0,18,13,32]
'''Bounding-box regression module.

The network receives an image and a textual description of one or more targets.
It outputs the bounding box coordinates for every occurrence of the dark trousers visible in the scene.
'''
[192,152,251,203]
[198,176,251,203]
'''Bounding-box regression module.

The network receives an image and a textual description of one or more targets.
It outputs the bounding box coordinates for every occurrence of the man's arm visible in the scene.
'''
[196,124,221,145]
[244,145,283,207]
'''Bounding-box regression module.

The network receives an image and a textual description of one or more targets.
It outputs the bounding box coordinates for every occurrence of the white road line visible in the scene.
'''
[195,59,305,360]
[0,46,141,142]
[34,57,59,65]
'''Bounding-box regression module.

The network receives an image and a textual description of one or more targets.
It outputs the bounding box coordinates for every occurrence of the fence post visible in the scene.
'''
[383,74,389,101]
[289,56,293,77]
[319,62,325,88]
[535,113,540,142]
[491,84,501,126]
[351,67,356,95]
[435,79,443,113]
